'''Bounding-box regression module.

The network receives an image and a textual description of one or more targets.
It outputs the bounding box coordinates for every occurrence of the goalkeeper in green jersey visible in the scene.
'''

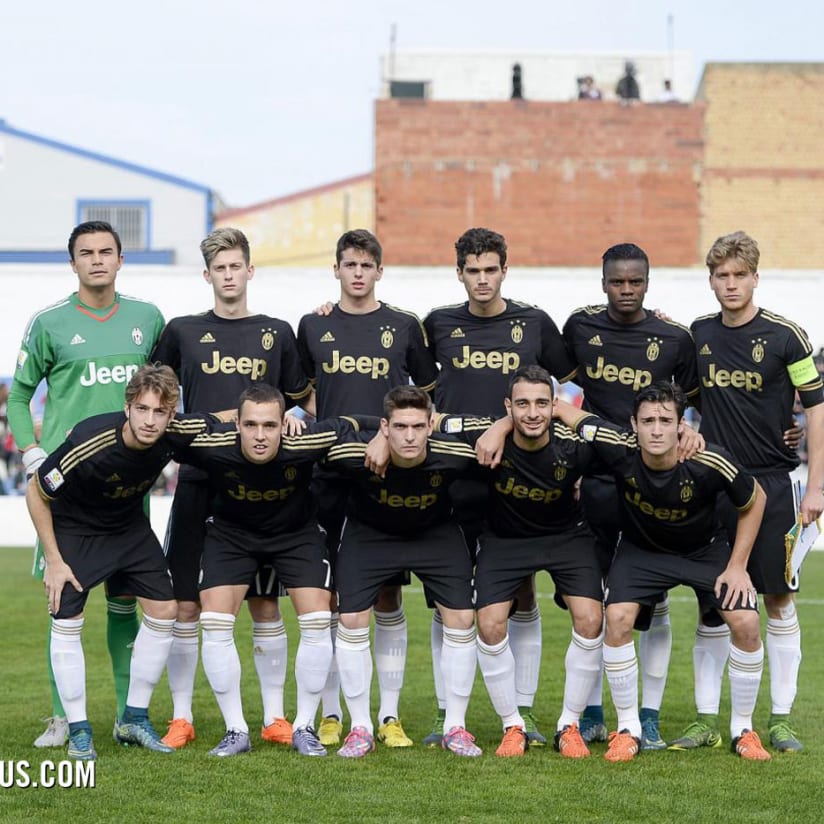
[7,221,164,748]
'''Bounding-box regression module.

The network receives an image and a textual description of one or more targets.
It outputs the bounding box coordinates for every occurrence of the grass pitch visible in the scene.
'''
[2,547,824,823]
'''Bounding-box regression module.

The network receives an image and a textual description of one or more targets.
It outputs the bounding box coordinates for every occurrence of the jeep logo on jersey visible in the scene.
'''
[625,490,687,521]
[380,326,395,349]
[495,476,563,503]
[452,346,519,374]
[227,483,295,502]
[701,364,763,392]
[322,350,390,379]
[261,329,276,351]
[646,338,661,362]
[201,352,268,380]
[378,489,437,509]
[132,327,143,346]
[511,322,524,344]
[752,338,766,363]
[105,479,153,499]
[80,361,140,386]
[585,357,653,391]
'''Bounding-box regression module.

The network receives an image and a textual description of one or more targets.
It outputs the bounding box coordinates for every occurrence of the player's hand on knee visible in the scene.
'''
[715,566,755,609]
[44,560,82,615]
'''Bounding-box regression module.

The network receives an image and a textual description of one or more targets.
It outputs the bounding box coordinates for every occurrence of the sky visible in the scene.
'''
[1,0,819,207]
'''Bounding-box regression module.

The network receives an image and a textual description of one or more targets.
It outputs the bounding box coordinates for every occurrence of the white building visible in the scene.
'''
[380,49,693,103]
[0,120,216,267]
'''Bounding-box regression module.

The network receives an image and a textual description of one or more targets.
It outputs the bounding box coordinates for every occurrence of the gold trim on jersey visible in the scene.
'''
[760,309,813,349]
[690,450,740,483]
[60,429,118,474]
[383,302,431,347]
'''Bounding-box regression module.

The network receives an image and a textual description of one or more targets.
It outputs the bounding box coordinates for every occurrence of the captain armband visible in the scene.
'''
[787,355,820,388]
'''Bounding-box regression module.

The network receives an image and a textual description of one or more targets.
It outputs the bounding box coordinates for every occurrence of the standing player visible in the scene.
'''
[297,229,438,747]
[441,367,604,758]
[421,227,577,745]
[7,221,164,747]
[562,243,699,748]
[681,231,824,753]
[151,226,313,749]
[25,365,214,759]
[325,386,480,758]
[554,383,770,762]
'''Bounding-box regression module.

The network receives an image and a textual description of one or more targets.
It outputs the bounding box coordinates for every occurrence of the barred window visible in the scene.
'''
[79,202,148,250]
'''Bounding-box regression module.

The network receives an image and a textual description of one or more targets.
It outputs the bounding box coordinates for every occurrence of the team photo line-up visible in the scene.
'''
[8,221,822,763]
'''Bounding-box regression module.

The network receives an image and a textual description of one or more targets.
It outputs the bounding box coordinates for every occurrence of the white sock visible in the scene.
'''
[320,613,343,720]
[167,621,199,722]
[126,616,175,710]
[431,611,446,710]
[767,608,802,715]
[335,625,373,733]
[374,608,407,723]
[603,641,640,738]
[201,612,247,733]
[638,598,672,712]
[558,630,604,729]
[442,625,477,732]
[508,607,541,707]
[693,622,729,714]
[51,617,86,724]
[253,620,288,724]
[294,611,333,730]
[728,643,764,737]
[477,635,523,729]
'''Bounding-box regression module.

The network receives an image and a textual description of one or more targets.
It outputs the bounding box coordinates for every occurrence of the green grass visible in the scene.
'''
[2,547,824,823]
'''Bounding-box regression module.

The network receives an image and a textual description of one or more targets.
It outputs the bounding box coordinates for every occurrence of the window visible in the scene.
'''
[77,201,149,250]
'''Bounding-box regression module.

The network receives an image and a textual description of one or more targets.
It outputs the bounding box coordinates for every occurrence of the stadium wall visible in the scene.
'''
[698,63,824,267]
[374,99,705,267]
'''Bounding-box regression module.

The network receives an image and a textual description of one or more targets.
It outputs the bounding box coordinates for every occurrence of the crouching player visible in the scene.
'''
[25,365,213,760]
[554,382,770,762]
[441,366,604,757]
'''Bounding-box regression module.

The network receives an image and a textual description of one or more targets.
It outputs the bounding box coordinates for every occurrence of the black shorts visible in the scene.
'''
[336,519,474,614]
[53,525,173,619]
[581,475,621,576]
[315,472,410,588]
[164,478,210,601]
[449,479,489,557]
[199,519,332,593]
[716,471,797,595]
[475,524,603,610]
[606,535,758,623]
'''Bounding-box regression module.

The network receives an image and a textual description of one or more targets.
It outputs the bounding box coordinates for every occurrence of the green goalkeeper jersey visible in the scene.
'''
[7,292,165,452]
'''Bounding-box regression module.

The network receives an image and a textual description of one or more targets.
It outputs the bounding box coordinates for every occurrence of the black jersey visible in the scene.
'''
[573,414,757,555]
[563,305,699,424]
[325,435,479,535]
[151,311,311,480]
[297,302,438,417]
[174,418,359,535]
[443,417,597,536]
[36,412,212,535]
[423,299,576,417]
[691,309,824,474]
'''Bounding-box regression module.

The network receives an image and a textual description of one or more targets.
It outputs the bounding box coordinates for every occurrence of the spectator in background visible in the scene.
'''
[578,76,602,100]
[616,62,640,101]
[658,79,678,103]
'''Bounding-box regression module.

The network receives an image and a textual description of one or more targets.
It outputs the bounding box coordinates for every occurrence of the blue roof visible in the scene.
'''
[0,120,212,194]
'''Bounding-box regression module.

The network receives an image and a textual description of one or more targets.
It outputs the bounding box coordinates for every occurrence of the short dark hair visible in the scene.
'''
[237,384,285,419]
[455,227,507,270]
[382,385,433,419]
[633,381,687,420]
[336,229,382,267]
[602,243,649,278]
[124,364,179,411]
[68,221,122,260]
[507,365,554,398]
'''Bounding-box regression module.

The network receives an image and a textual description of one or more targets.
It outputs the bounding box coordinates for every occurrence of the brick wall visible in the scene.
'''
[375,99,704,266]
[699,64,824,267]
